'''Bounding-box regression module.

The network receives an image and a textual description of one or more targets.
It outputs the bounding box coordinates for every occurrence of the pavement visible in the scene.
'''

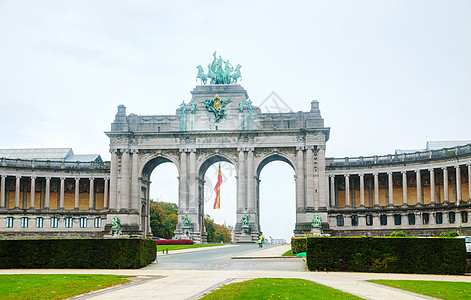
[2,244,471,300]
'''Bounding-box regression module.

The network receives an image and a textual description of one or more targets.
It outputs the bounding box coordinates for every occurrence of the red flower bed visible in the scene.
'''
[155,239,194,245]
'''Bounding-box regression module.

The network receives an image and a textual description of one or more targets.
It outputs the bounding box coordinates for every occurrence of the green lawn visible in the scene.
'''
[157,243,225,252]
[200,278,362,299]
[369,280,471,299]
[0,274,130,300]
[282,249,295,256]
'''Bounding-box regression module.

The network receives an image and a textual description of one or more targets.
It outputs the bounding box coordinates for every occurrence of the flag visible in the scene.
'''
[213,164,223,209]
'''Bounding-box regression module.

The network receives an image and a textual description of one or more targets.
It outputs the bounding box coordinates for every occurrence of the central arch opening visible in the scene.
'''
[257,155,296,243]
[199,155,237,243]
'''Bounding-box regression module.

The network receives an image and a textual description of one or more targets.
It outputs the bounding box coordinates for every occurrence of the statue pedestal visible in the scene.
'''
[311,227,322,236]
[237,225,253,243]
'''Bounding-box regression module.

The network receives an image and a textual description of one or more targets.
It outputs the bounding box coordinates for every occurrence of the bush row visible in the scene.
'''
[0,239,156,269]
[291,237,307,254]
[306,237,466,275]
[155,239,194,245]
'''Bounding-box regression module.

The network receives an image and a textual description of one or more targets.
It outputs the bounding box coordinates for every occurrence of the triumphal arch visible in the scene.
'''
[105,54,330,242]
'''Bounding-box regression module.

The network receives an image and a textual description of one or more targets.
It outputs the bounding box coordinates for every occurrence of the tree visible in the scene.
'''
[149,200,178,239]
[204,215,232,243]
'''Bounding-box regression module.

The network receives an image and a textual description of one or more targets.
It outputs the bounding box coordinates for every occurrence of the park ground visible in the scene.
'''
[1,244,471,299]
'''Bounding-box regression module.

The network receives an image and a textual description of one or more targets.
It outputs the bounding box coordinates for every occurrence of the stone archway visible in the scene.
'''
[106,84,330,242]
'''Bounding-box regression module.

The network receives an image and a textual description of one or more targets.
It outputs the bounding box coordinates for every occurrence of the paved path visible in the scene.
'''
[2,244,471,300]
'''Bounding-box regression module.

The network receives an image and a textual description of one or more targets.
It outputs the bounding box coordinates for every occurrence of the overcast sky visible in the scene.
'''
[1,1,470,241]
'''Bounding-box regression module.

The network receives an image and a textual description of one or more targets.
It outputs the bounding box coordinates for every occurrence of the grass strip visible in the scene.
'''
[200,278,362,299]
[157,243,225,252]
[0,274,130,300]
[368,280,471,300]
[282,250,295,256]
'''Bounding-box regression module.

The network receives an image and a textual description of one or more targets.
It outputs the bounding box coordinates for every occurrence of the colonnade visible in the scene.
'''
[329,163,471,208]
[0,175,109,210]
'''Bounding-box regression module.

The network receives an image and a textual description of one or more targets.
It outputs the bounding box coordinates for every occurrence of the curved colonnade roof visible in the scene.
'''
[0,148,102,163]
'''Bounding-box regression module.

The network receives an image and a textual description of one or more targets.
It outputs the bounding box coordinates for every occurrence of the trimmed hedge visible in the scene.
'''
[306,237,467,275]
[155,239,194,245]
[0,239,156,269]
[291,237,307,254]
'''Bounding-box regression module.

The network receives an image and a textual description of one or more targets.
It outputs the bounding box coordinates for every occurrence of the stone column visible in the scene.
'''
[373,172,379,206]
[345,174,350,207]
[30,176,36,209]
[468,164,471,203]
[179,150,187,212]
[416,169,422,205]
[317,146,327,209]
[109,149,118,210]
[45,177,51,209]
[443,167,449,204]
[74,178,80,209]
[237,149,246,210]
[89,178,95,209]
[456,165,462,205]
[359,173,365,207]
[402,171,408,206]
[0,175,5,208]
[59,177,65,209]
[305,146,314,208]
[247,148,255,211]
[104,177,109,209]
[121,149,130,210]
[296,147,305,210]
[188,149,196,211]
[330,175,336,208]
[131,149,139,211]
[15,176,21,209]
[387,171,393,206]
[429,168,435,205]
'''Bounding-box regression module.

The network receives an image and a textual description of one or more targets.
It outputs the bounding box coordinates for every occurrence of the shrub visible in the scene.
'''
[155,239,194,245]
[291,237,307,254]
[306,237,466,275]
[440,231,460,238]
[0,239,156,269]
[390,231,407,237]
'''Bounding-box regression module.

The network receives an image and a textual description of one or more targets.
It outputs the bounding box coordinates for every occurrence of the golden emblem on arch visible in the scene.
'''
[214,99,221,110]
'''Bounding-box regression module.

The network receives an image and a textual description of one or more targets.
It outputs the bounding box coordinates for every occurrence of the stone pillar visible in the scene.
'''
[15,176,21,209]
[456,165,462,205]
[402,171,408,206]
[247,148,255,211]
[443,167,449,204]
[330,175,336,208]
[416,169,422,205]
[429,168,435,205]
[296,147,305,210]
[305,147,314,208]
[387,171,393,206]
[131,149,139,211]
[188,149,196,211]
[373,172,379,207]
[179,150,187,212]
[104,177,109,209]
[59,177,65,209]
[30,176,36,209]
[468,164,471,203]
[45,177,51,209]
[74,178,80,209]
[359,173,365,207]
[237,149,246,210]
[121,149,130,210]
[344,174,350,207]
[89,178,95,209]
[0,175,5,208]
[318,146,327,209]
[109,149,118,210]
